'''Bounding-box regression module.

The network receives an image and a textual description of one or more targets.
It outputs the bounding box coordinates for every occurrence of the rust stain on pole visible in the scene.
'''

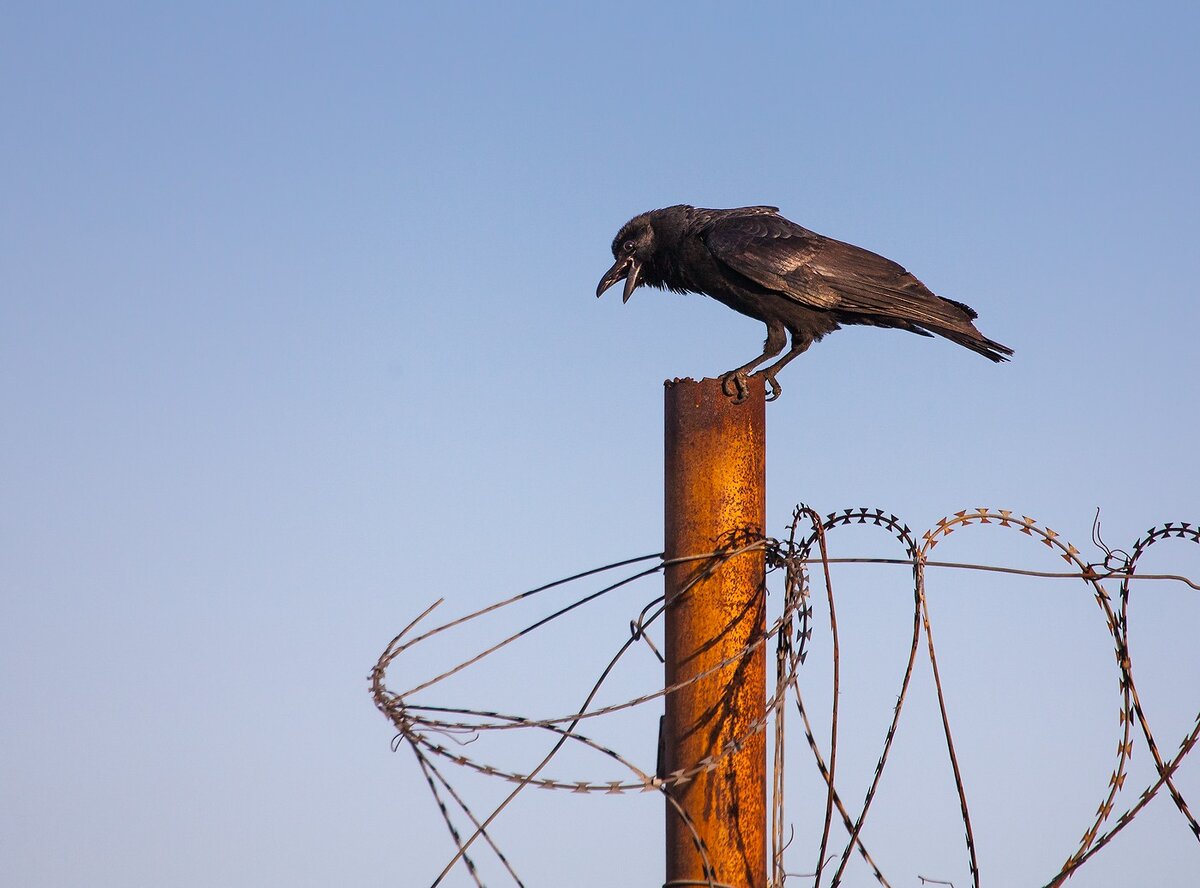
[663,376,767,888]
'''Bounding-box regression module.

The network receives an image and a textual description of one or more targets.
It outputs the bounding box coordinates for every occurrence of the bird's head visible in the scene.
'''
[596,214,658,303]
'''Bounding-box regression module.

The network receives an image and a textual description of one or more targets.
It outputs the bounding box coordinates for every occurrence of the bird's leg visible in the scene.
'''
[754,331,813,401]
[720,322,787,403]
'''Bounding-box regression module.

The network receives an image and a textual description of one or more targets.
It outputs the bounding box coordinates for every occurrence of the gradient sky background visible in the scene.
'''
[3,3,1199,887]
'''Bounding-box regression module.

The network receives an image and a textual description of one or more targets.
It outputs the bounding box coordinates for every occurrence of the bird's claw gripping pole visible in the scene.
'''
[759,371,782,402]
[721,370,752,404]
[720,369,783,404]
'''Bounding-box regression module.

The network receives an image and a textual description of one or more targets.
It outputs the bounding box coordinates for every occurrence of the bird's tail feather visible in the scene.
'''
[931,326,1014,363]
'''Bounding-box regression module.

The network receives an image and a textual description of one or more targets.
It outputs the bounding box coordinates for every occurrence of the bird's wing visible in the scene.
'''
[703,213,979,324]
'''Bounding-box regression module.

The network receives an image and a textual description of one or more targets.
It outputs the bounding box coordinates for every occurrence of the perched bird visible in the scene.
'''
[596,204,1012,402]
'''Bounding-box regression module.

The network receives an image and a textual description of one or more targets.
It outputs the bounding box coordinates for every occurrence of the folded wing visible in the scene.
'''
[701,210,1012,360]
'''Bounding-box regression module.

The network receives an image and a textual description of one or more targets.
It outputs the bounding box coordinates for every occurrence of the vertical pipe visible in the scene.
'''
[663,376,767,888]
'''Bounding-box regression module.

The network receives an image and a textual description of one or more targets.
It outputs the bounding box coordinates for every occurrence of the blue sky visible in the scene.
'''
[2,3,1198,886]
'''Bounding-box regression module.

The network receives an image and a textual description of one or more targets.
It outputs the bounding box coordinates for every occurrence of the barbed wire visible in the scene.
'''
[371,506,1200,887]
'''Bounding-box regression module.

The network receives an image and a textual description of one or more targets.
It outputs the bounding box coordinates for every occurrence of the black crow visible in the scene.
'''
[596,204,1012,402]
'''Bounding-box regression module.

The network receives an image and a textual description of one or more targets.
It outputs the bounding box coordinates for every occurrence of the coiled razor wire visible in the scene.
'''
[370,506,1200,888]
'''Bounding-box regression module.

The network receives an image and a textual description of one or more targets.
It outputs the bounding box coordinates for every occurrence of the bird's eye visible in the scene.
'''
[624,240,636,253]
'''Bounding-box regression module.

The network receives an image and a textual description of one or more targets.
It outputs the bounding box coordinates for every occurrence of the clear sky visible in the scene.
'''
[2,3,1198,887]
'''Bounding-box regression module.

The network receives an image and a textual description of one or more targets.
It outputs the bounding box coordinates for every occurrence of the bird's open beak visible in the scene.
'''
[596,257,642,303]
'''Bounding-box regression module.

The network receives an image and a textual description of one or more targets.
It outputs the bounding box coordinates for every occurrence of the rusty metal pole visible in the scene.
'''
[663,376,767,888]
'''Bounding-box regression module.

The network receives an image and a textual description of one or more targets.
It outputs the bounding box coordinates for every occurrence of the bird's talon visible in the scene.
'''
[762,374,782,402]
[720,370,750,403]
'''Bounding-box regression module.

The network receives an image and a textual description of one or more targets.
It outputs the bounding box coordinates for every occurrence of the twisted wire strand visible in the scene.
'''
[1050,520,1200,883]
[416,540,789,888]
[411,743,519,887]
[783,508,920,888]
